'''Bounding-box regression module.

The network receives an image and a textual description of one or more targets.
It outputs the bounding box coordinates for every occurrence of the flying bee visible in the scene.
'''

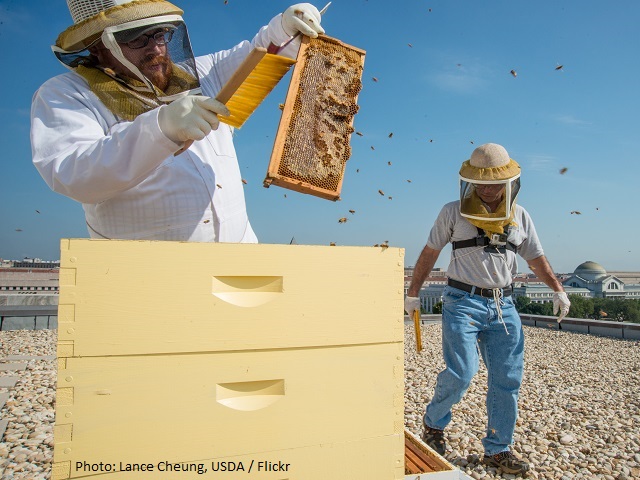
[560,167,568,174]
[338,217,348,223]
[510,69,517,78]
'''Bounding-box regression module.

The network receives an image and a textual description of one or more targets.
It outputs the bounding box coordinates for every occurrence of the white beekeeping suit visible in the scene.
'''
[31,0,325,242]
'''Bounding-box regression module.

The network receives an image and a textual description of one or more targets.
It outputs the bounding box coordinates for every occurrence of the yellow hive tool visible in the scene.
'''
[413,309,422,353]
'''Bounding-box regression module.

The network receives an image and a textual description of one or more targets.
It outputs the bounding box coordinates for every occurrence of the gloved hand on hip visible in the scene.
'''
[158,95,230,144]
[553,292,571,323]
[282,3,325,38]
[404,296,420,318]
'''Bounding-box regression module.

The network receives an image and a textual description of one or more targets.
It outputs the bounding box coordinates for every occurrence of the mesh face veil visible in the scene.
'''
[52,1,200,119]
[101,16,201,100]
[53,16,201,102]
[458,143,522,224]
[459,175,521,222]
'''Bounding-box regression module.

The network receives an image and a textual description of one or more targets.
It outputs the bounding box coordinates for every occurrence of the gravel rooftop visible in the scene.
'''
[1,326,639,479]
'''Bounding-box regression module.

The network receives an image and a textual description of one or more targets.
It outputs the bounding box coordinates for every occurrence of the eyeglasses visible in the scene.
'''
[473,183,504,191]
[125,29,174,49]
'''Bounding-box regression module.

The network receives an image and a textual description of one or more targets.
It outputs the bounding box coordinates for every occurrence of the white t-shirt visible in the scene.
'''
[427,201,545,289]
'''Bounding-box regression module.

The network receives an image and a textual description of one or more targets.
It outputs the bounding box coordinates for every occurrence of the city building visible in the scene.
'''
[405,261,640,313]
[562,261,640,299]
[0,260,60,306]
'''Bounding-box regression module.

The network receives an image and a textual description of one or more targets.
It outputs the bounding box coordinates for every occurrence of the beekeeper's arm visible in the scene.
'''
[405,245,441,317]
[527,255,570,322]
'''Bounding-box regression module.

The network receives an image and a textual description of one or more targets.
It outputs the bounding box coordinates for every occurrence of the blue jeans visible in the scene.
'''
[424,285,524,456]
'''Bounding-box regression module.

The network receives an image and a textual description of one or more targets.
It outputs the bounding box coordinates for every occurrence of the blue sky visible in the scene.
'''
[1,0,639,273]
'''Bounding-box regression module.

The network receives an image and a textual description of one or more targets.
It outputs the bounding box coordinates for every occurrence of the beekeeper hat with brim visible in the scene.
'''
[459,143,521,233]
[52,0,201,119]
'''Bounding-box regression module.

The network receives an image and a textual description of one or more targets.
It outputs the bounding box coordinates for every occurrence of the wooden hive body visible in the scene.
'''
[53,240,405,479]
[264,35,365,201]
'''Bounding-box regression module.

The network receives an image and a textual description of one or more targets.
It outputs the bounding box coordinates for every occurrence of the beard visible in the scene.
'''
[138,54,172,91]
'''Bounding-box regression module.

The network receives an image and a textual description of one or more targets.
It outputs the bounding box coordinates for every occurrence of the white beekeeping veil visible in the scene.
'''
[458,143,521,235]
[52,0,201,119]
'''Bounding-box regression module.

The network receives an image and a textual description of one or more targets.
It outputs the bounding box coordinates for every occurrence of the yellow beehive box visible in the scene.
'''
[54,240,406,479]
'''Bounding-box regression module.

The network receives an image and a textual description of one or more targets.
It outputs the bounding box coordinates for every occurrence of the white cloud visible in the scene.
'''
[520,154,556,172]
[422,51,494,94]
[429,71,488,94]
[552,114,591,126]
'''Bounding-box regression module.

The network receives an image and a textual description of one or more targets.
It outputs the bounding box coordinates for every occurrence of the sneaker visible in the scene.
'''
[421,426,446,456]
[482,451,530,475]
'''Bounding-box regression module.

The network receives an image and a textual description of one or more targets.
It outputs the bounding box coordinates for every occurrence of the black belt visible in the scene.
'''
[447,279,512,297]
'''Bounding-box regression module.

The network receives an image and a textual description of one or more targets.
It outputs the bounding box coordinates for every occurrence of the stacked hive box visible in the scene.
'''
[53,240,405,479]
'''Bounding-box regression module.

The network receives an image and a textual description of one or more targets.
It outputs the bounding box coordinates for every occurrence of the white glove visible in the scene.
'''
[404,296,420,318]
[282,3,325,38]
[158,95,230,144]
[553,292,571,323]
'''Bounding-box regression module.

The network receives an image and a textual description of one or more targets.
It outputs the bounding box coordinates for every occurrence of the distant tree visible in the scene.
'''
[515,296,553,316]
[599,298,640,323]
[432,302,443,315]
[515,296,531,312]
[567,294,593,319]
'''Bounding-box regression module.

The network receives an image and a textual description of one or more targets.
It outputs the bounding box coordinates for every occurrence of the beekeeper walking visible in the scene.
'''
[31,0,325,242]
[404,143,571,475]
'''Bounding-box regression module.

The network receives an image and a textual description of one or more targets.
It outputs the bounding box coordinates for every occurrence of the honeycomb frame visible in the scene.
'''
[264,35,366,201]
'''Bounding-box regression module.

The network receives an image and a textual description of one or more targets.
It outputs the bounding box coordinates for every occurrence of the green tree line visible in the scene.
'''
[515,295,640,323]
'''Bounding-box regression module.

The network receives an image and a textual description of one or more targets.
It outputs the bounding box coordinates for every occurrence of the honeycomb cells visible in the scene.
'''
[274,36,364,198]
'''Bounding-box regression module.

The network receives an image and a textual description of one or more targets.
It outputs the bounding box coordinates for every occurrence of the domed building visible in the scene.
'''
[572,261,608,281]
[512,261,640,306]
[563,261,631,298]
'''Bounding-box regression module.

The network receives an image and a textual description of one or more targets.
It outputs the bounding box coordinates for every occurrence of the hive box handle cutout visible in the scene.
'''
[216,379,285,411]
[211,276,283,307]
